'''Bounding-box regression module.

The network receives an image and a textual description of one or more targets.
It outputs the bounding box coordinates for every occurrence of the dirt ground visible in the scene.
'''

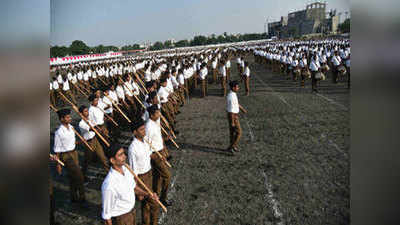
[50,54,349,225]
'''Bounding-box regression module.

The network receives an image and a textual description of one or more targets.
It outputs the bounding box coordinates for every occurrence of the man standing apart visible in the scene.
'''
[226,81,247,155]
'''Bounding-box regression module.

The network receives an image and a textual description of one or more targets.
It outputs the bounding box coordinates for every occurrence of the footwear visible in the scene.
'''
[79,200,89,208]
[167,155,173,161]
[173,130,180,135]
[162,199,173,207]
[232,146,240,152]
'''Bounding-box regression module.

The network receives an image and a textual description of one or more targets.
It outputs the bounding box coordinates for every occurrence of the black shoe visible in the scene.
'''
[173,130,180,135]
[177,111,181,114]
[162,199,173,207]
[226,148,235,155]
[167,155,173,161]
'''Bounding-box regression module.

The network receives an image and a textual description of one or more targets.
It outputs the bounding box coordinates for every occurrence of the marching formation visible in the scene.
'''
[49,37,349,225]
[49,46,251,225]
[253,38,350,92]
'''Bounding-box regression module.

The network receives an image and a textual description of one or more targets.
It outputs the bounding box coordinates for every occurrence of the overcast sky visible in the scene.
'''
[50,0,350,47]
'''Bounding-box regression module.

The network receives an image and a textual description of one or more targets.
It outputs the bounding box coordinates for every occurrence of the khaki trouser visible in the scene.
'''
[226,68,231,82]
[60,150,85,202]
[138,170,159,225]
[227,113,242,149]
[50,90,56,106]
[82,137,109,176]
[212,69,217,83]
[161,103,175,127]
[201,79,207,97]
[112,208,136,225]
[244,76,250,95]
[151,148,171,202]
[63,89,77,104]
[221,76,227,97]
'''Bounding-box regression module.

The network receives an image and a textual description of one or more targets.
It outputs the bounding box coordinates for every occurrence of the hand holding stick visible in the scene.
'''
[123,163,168,213]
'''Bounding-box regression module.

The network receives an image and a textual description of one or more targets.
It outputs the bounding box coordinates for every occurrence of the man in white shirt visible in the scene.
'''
[128,119,160,225]
[211,58,218,83]
[158,78,176,132]
[53,109,86,204]
[88,94,110,142]
[78,105,109,179]
[219,60,227,96]
[102,144,158,225]
[145,105,172,206]
[199,64,208,98]
[226,81,247,154]
[242,62,251,96]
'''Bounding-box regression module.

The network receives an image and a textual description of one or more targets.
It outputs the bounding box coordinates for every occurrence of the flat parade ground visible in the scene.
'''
[50,54,350,225]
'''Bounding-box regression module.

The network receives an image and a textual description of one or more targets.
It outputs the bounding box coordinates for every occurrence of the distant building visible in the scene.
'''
[268,2,340,38]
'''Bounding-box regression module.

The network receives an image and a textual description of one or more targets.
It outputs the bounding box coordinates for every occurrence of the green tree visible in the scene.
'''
[175,39,189,47]
[150,41,164,50]
[338,18,350,33]
[69,40,90,55]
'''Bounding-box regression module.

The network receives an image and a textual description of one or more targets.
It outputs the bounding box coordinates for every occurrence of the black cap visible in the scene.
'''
[130,118,145,132]
[105,144,123,159]
[147,105,159,116]
[148,91,157,101]
[79,105,87,113]
[56,108,71,120]
[229,80,239,89]
[160,78,167,83]
[88,94,97,102]
[145,81,153,89]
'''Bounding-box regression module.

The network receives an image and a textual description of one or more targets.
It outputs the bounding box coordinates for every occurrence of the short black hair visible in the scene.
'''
[147,105,159,116]
[106,144,123,159]
[130,118,145,132]
[56,108,71,120]
[88,94,97,102]
[79,105,87,113]
[229,80,239,89]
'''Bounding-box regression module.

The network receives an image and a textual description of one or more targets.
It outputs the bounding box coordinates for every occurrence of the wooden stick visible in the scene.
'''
[49,154,65,166]
[123,163,168,213]
[121,78,179,148]
[72,126,95,152]
[104,94,131,123]
[58,91,110,147]
[160,114,176,139]
[133,71,148,94]
[97,76,108,86]
[72,82,88,98]
[101,107,119,127]
[49,104,94,152]
[144,137,172,168]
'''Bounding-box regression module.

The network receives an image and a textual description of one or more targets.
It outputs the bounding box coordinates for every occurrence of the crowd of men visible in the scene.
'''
[49,37,349,225]
[252,38,350,92]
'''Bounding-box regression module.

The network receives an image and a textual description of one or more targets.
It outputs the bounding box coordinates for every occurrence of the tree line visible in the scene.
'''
[50,32,268,57]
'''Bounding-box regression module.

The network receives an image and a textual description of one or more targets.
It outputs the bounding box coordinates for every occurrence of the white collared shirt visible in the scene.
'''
[158,86,169,104]
[109,90,119,104]
[243,67,250,77]
[89,105,105,125]
[79,119,95,140]
[101,166,136,220]
[227,91,239,113]
[219,65,226,77]
[116,85,125,101]
[53,124,76,153]
[145,119,163,151]
[128,137,152,175]
[103,96,113,114]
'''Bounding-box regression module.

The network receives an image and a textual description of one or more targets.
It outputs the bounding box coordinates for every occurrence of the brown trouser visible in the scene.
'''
[244,76,250,95]
[83,137,109,176]
[221,76,227,96]
[138,170,159,225]
[50,90,56,106]
[63,89,77,104]
[112,208,136,225]
[226,68,231,81]
[60,150,85,202]
[212,69,217,83]
[161,103,175,127]
[311,71,318,92]
[151,148,171,202]
[227,113,242,149]
[179,87,185,105]
[201,79,207,97]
